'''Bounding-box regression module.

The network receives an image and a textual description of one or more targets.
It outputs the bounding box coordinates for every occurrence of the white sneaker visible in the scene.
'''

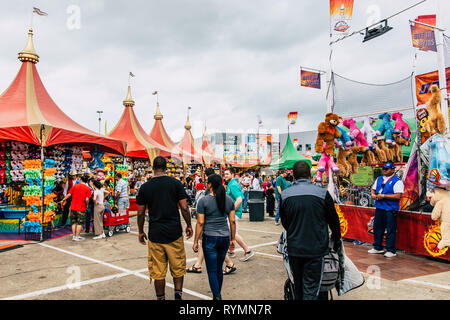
[384,251,397,258]
[368,248,385,254]
[240,250,255,262]
[74,236,85,241]
[93,234,105,240]
[72,236,77,241]
[275,221,280,226]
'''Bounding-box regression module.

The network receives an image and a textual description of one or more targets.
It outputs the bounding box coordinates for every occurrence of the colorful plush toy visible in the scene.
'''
[425,134,450,189]
[336,148,351,178]
[342,118,369,150]
[377,137,394,162]
[316,143,339,183]
[361,116,377,150]
[423,85,446,136]
[429,188,450,249]
[392,112,411,144]
[376,113,396,146]
[316,113,341,157]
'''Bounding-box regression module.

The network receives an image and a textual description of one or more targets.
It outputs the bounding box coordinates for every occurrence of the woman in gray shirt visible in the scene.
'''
[193,174,236,300]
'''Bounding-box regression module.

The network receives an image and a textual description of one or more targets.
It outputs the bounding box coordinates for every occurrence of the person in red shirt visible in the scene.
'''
[196,178,205,191]
[59,175,92,241]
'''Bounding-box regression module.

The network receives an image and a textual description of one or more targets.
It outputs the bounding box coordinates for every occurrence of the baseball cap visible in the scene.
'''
[382,161,395,170]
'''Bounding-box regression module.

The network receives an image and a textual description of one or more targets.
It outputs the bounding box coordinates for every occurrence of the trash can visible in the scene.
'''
[249,190,265,200]
[248,199,265,221]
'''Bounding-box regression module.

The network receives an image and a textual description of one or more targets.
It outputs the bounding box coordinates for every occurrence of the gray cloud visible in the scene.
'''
[0,0,447,144]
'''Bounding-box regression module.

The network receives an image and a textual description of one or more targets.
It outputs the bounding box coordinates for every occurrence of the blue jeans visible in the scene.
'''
[202,234,230,299]
[275,197,281,223]
[242,191,249,212]
[373,208,397,253]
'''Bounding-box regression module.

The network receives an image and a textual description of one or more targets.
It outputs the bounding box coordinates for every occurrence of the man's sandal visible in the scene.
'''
[223,264,236,275]
[186,265,202,273]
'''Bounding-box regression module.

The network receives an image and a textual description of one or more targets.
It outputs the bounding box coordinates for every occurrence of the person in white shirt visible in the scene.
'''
[368,161,405,258]
[251,173,262,191]
[93,180,109,240]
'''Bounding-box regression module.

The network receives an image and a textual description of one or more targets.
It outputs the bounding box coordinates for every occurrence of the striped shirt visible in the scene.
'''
[115,179,128,199]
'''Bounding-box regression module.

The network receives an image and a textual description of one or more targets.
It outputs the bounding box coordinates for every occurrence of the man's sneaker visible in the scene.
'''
[74,236,85,241]
[240,250,254,262]
[93,234,105,240]
[368,248,384,254]
[384,251,397,258]
[275,221,280,226]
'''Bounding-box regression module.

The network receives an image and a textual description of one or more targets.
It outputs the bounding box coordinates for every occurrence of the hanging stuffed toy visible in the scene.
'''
[376,113,396,146]
[361,116,377,150]
[335,117,354,150]
[429,188,450,249]
[316,143,339,183]
[423,85,446,136]
[342,118,369,150]
[392,112,411,145]
[377,137,394,162]
[316,113,341,157]
[424,134,450,190]
[336,148,351,178]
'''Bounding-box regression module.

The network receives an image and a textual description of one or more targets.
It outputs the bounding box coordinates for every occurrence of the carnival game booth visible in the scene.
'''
[314,71,450,262]
[0,29,127,240]
[108,86,183,213]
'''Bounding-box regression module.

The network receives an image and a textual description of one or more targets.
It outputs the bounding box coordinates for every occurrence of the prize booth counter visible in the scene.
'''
[336,204,449,262]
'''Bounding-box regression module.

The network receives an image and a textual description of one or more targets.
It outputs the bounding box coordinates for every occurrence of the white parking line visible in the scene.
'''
[400,279,450,291]
[36,243,211,300]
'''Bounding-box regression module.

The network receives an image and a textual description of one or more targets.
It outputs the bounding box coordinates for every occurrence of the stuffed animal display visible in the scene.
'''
[133,160,148,178]
[316,143,339,183]
[429,188,450,250]
[336,148,351,178]
[424,134,450,190]
[392,112,411,143]
[360,117,377,150]
[316,113,341,157]
[342,119,369,150]
[376,113,396,146]
[335,118,354,150]
[423,85,446,136]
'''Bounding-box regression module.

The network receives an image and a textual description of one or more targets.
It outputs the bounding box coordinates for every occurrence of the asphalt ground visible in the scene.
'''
[1,212,449,300]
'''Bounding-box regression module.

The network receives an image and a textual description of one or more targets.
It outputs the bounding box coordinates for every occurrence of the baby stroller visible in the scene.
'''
[277,229,342,300]
[190,189,206,219]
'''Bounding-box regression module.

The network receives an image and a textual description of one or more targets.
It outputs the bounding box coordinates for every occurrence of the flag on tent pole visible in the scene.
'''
[33,7,48,16]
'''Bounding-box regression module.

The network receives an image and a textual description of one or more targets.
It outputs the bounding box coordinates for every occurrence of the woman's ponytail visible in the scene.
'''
[208,174,226,215]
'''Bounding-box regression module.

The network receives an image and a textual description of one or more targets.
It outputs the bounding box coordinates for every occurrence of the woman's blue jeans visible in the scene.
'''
[202,234,230,298]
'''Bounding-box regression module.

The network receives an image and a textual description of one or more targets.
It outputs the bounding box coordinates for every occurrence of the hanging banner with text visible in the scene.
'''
[288,112,298,125]
[330,0,354,35]
[410,15,437,52]
[415,67,450,105]
[300,70,321,89]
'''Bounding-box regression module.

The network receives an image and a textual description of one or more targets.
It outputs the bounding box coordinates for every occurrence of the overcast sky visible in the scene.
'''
[0,0,448,142]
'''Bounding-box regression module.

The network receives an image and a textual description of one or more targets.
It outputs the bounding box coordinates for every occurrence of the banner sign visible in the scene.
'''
[288,112,298,125]
[415,67,450,105]
[338,205,449,261]
[350,166,374,187]
[410,24,436,52]
[330,0,354,35]
[300,70,321,89]
[416,108,431,144]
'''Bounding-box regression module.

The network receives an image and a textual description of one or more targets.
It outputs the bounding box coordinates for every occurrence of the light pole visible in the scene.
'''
[97,110,103,134]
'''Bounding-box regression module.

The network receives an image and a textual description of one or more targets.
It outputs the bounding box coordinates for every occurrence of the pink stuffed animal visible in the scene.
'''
[342,119,369,150]
[316,143,340,183]
[392,112,411,141]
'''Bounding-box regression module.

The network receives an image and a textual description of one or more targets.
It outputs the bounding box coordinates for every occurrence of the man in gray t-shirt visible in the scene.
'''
[196,195,234,237]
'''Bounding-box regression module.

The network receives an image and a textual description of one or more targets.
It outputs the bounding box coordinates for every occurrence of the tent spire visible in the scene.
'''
[185,107,192,130]
[18,28,39,64]
[154,102,163,120]
[123,85,135,107]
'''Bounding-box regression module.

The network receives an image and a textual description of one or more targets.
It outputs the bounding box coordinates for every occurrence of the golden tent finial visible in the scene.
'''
[123,85,135,107]
[185,107,192,130]
[18,28,39,63]
[154,102,163,120]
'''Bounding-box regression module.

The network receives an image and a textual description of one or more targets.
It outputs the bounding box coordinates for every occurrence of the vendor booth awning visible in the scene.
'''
[270,134,312,169]
[108,86,174,160]
[0,29,127,155]
[177,115,203,164]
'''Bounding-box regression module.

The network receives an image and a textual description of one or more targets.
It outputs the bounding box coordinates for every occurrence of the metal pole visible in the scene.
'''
[435,28,450,131]
[40,125,45,242]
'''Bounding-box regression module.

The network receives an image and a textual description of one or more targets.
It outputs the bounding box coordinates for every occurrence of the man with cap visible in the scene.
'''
[369,161,404,258]
[115,172,129,215]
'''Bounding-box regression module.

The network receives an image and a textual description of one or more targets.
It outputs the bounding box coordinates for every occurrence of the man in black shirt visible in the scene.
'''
[137,156,193,300]
[280,160,341,300]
